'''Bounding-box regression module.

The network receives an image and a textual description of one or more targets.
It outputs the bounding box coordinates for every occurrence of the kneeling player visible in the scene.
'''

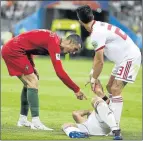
[62,85,122,140]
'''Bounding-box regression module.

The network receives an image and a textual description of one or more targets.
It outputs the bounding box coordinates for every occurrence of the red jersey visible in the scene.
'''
[2,29,80,93]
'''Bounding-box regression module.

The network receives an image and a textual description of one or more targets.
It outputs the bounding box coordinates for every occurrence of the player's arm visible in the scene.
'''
[72,110,92,123]
[73,110,92,117]
[92,48,104,79]
[91,31,106,79]
[48,44,87,100]
[90,31,106,92]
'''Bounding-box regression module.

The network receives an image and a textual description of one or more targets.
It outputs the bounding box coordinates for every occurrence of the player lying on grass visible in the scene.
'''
[2,29,87,131]
[76,5,141,127]
[62,80,122,140]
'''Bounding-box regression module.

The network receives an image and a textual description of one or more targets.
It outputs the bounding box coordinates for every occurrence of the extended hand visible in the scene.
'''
[75,90,87,100]
[90,79,104,97]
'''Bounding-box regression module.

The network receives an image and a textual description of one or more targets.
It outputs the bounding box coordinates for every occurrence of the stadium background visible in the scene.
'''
[1,0,142,140]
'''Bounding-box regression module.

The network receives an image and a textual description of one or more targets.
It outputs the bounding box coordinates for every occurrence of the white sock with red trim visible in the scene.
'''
[96,101,119,131]
[109,96,123,126]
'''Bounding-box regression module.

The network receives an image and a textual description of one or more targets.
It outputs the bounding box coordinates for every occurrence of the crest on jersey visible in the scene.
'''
[92,41,98,49]
[25,65,29,71]
[56,53,60,60]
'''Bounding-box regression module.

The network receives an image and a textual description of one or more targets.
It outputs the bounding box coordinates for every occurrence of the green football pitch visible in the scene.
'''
[1,57,142,140]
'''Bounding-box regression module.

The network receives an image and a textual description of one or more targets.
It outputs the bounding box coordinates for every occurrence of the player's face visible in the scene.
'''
[61,40,81,54]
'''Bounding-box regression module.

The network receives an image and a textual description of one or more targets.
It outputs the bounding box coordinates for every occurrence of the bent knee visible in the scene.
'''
[91,96,103,108]
[23,73,39,89]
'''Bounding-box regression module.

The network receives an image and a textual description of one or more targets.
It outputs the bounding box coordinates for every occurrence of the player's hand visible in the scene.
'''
[90,78,100,92]
[34,67,39,80]
[90,79,104,95]
[75,90,87,100]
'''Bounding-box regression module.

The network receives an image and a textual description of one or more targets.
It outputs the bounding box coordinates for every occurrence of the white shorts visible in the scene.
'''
[76,114,110,136]
[111,55,141,83]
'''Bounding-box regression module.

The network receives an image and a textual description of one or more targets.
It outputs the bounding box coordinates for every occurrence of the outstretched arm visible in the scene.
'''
[48,44,87,100]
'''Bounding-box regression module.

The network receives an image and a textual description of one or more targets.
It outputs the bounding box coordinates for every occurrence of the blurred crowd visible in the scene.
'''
[1,1,39,20]
[110,0,142,38]
[1,1,39,45]
[1,1,142,45]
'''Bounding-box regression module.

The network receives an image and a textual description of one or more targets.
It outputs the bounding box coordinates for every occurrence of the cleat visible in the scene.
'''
[69,131,89,138]
[17,119,31,127]
[112,129,123,140]
[31,118,53,131]
[113,136,123,140]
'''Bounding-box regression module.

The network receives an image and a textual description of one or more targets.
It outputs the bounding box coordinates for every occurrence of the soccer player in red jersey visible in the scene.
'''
[2,29,87,130]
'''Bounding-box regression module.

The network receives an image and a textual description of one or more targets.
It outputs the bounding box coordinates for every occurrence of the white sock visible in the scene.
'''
[109,96,123,126]
[63,126,80,136]
[32,116,40,122]
[19,114,27,121]
[96,101,119,131]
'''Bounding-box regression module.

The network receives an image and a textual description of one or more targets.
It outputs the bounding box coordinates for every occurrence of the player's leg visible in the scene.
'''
[62,122,89,138]
[62,110,90,138]
[18,73,53,131]
[91,96,122,140]
[109,80,126,126]
[109,55,141,126]
[20,86,29,116]
[106,75,115,99]
[91,96,119,131]
[106,63,127,127]
[17,86,31,127]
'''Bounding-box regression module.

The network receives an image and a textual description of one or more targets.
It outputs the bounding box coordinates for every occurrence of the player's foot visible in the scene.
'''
[112,129,123,140]
[69,131,89,138]
[17,115,31,127]
[31,117,53,131]
[108,131,114,136]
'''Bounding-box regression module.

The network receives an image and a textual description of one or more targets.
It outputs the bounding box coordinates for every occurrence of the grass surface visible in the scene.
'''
[1,57,142,140]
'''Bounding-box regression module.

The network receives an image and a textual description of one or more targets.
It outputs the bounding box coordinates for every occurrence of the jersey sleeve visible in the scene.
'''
[46,37,80,93]
[91,31,106,52]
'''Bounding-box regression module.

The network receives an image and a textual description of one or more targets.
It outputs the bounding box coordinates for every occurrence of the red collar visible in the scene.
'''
[90,20,96,34]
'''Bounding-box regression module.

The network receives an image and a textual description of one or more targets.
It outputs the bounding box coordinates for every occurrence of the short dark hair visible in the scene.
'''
[66,34,82,48]
[76,5,94,23]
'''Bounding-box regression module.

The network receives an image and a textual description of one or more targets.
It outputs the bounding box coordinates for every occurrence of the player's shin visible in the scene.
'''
[17,87,31,127]
[20,86,29,116]
[109,95,123,126]
[27,88,39,117]
[95,99,119,131]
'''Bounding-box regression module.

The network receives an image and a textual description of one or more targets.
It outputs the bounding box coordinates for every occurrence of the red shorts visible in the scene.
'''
[1,43,34,76]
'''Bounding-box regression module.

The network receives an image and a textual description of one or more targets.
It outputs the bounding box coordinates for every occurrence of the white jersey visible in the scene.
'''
[91,21,141,65]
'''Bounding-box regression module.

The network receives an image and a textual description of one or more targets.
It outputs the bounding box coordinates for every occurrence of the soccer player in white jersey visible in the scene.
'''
[76,5,141,127]
[62,80,122,140]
